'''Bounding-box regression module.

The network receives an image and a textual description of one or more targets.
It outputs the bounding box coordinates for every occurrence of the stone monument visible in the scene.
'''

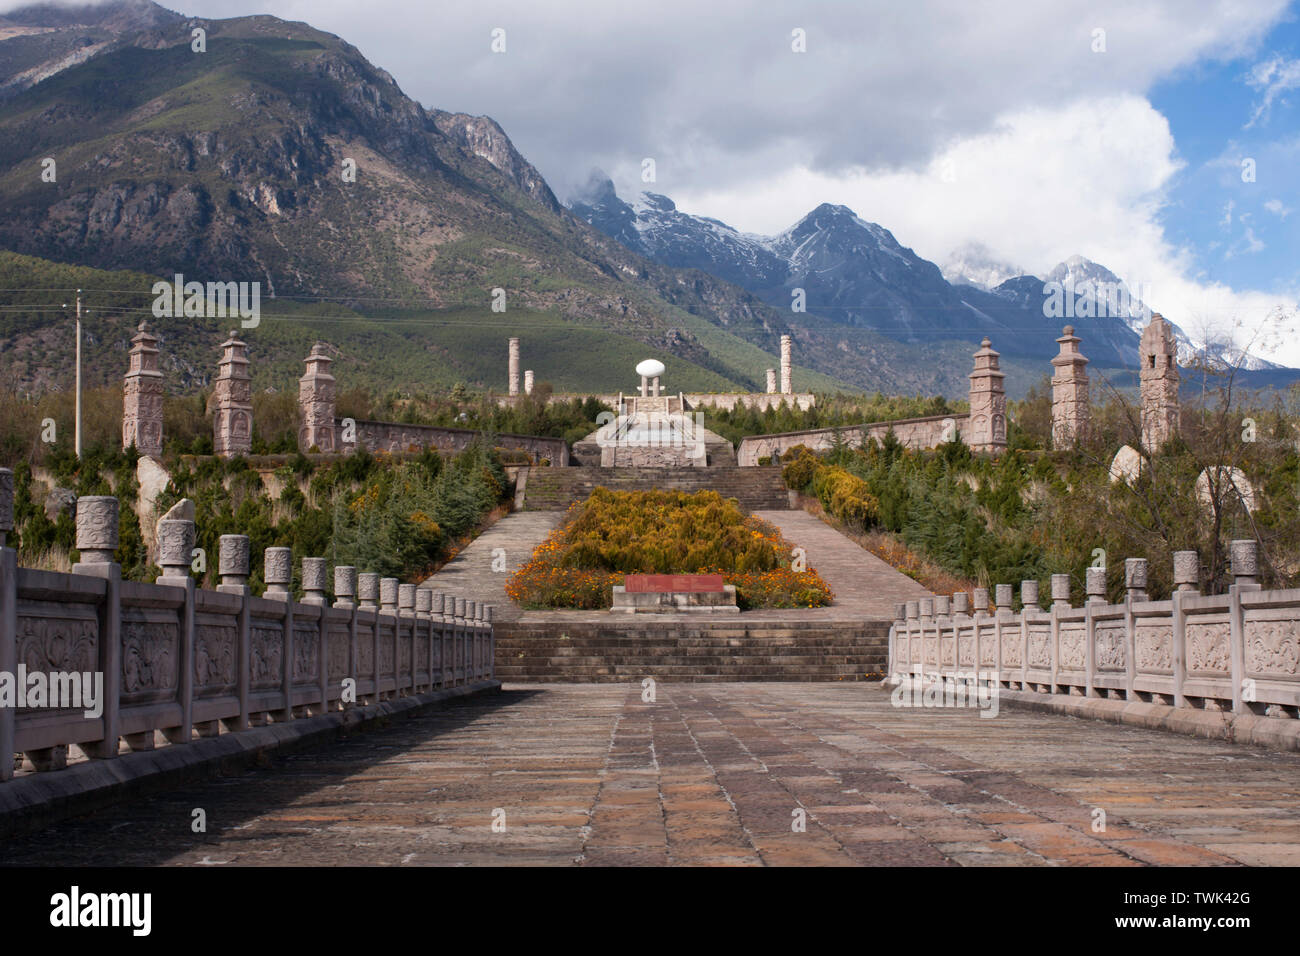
[122,321,164,458]
[213,331,253,458]
[967,338,1007,454]
[1139,313,1180,452]
[780,335,793,394]
[298,343,337,453]
[1050,325,1089,448]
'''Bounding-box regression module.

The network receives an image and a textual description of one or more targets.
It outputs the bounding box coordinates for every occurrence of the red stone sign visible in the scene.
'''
[624,574,726,594]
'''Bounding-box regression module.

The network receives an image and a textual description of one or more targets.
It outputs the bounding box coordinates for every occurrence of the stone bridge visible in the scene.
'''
[4,480,1300,866]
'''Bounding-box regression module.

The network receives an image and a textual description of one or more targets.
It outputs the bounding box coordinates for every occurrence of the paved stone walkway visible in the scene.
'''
[422,507,930,624]
[753,509,933,619]
[420,511,561,622]
[5,684,1298,866]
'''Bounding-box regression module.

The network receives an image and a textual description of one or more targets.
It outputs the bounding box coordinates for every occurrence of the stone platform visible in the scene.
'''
[9,682,1300,866]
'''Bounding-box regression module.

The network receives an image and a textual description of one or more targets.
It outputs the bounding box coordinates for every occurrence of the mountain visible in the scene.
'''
[0,1,869,397]
[571,176,1159,369]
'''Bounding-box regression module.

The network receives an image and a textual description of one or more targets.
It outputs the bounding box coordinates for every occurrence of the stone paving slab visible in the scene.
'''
[4,683,1299,866]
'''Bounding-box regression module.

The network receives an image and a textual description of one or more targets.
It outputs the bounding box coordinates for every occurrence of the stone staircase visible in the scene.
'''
[520,466,790,511]
[494,621,891,682]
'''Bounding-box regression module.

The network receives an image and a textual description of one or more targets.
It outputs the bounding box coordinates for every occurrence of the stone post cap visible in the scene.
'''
[264,547,293,585]
[1124,558,1148,590]
[1050,573,1071,603]
[919,598,934,618]
[1021,580,1039,607]
[1172,551,1199,590]
[455,597,467,617]
[1085,566,1107,599]
[415,589,432,612]
[482,605,494,623]
[905,600,919,619]
[379,577,399,606]
[334,565,357,596]
[399,583,416,610]
[430,591,445,613]
[972,588,989,613]
[157,518,196,571]
[894,602,906,620]
[218,534,250,575]
[1230,540,1258,578]
[951,591,969,614]
[0,467,13,534]
[302,557,328,591]
[995,584,1012,608]
[75,495,119,559]
[357,572,380,601]
[934,595,950,616]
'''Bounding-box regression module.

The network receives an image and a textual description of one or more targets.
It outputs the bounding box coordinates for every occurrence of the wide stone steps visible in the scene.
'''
[521,465,790,511]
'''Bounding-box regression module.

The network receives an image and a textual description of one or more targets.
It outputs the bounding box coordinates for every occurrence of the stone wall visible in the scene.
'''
[494,620,892,682]
[342,419,570,465]
[887,542,1300,716]
[736,413,970,466]
[0,490,497,783]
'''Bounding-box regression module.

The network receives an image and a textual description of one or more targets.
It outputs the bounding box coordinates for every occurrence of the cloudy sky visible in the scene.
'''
[9,0,1299,362]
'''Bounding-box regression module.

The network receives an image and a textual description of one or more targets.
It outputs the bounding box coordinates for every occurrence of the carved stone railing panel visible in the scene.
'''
[1094,622,1127,672]
[194,618,238,695]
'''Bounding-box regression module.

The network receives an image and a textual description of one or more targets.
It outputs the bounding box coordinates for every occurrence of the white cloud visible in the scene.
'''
[1245,53,1300,127]
[1264,198,1292,218]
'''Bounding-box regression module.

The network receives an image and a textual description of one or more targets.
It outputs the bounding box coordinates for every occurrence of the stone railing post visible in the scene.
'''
[156,503,195,746]
[1019,580,1037,690]
[264,547,293,599]
[1085,567,1106,605]
[436,592,452,687]
[264,547,294,720]
[400,583,416,694]
[1122,558,1147,700]
[218,535,251,731]
[301,558,328,606]
[66,497,123,765]
[301,558,330,713]
[972,588,988,618]
[1229,540,1259,714]
[380,578,398,697]
[1050,574,1070,693]
[358,573,379,609]
[905,600,919,679]
[380,577,399,613]
[0,469,13,780]
[1171,551,1198,708]
[334,567,358,707]
[334,567,357,609]
[460,598,475,686]
[890,603,904,676]
[416,589,433,691]
[483,604,495,679]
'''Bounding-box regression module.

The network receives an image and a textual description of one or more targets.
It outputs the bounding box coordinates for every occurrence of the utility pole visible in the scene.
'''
[74,289,82,459]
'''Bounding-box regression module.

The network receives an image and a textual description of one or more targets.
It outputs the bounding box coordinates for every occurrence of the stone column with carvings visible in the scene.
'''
[122,321,165,458]
[298,343,337,454]
[1050,325,1089,449]
[967,338,1007,454]
[508,337,520,396]
[766,368,777,394]
[524,370,534,395]
[780,335,793,394]
[213,331,253,458]
[1139,313,1180,453]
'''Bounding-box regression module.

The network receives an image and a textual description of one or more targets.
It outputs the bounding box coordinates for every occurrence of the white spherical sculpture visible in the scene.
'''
[635,359,665,378]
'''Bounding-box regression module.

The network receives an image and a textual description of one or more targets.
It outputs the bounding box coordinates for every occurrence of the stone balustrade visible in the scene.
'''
[888,542,1300,718]
[0,479,495,781]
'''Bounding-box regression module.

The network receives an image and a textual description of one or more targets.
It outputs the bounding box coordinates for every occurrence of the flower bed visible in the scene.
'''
[506,487,833,610]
